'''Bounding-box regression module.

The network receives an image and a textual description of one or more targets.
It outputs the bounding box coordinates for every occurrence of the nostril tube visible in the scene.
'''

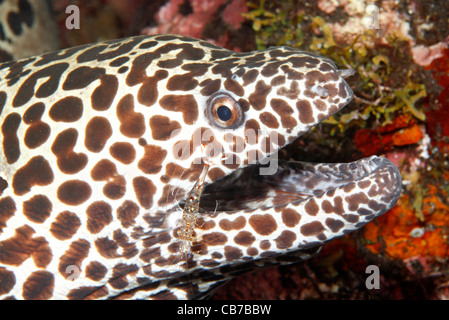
[338,68,355,78]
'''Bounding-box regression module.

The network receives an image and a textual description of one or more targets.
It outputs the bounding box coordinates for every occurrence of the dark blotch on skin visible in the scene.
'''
[138,144,167,174]
[58,239,90,280]
[67,286,109,300]
[322,196,344,215]
[234,231,256,246]
[86,261,108,281]
[111,231,137,260]
[23,195,52,224]
[95,237,119,259]
[85,116,113,153]
[23,102,45,123]
[224,79,244,96]
[109,263,139,290]
[126,52,157,86]
[132,176,157,209]
[117,200,139,228]
[118,66,128,74]
[259,240,271,250]
[103,175,126,200]
[275,230,296,249]
[91,159,116,181]
[166,74,198,91]
[32,46,85,67]
[13,63,69,108]
[0,197,16,233]
[57,180,92,206]
[51,128,88,174]
[109,142,136,164]
[0,225,52,267]
[219,216,246,231]
[242,69,259,86]
[62,66,105,91]
[344,182,357,193]
[288,56,321,68]
[24,122,50,149]
[300,221,325,236]
[109,56,129,67]
[270,98,297,130]
[208,167,226,182]
[157,58,183,69]
[49,96,83,122]
[77,37,143,64]
[2,113,21,164]
[224,246,243,261]
[249,214,277,236]
[159,94,198,125]
[246,247,258,256]
[149,115,181,141]
[343,214,360,223]
[23,102,50,149]
[338,81,348,99]
[281,208,301,227]
[86,201,113,234]
[12,156,54,196]
[346,192,370,211]
[116,94,145,138]
[357,180,371,189]
[277,81,300,100]
[0,267,15,295]
[314,99,327,112]
[89,159,126,200]
[49,211,81,241]
[304,198,319,216]
[137,70,168,107]
[270,75,286,86]
[199,79,221,96]
[296,100,314,124]
[0,177,8,196]
[7,10,23,36]
[244,119,260,144]
[22,271,54,300]
[325,218,345,233]
[211,58,239,77]
[4,58,35,87]
[259,112,279,129]
[91,74,119,111]
[0,91,7,114]
[248,80,271,110]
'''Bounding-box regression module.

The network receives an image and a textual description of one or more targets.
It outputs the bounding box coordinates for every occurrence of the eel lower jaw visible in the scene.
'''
[200,155,402,219]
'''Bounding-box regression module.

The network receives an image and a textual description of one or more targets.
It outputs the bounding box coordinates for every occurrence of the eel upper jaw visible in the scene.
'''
[199,66,402,223]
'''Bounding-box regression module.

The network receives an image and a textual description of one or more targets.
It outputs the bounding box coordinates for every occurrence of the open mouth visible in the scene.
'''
[199,155,402,216]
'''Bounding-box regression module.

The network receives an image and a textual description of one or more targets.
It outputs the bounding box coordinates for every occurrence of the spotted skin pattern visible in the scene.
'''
[0,0,58,61]
[0,31,402,299]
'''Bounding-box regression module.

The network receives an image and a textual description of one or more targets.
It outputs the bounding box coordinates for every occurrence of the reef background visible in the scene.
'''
[52,0,449,299]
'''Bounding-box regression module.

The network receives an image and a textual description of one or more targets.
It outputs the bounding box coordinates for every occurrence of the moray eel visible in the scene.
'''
[0,33,402,299]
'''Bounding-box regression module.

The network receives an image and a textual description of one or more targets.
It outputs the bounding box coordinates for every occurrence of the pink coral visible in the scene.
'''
[142,0,226,38]
[317,0,337,14]
[412,42,448,66]
[141,0,249,49]
[222,0,248,29]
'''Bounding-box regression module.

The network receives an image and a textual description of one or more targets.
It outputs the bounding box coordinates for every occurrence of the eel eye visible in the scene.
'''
[207,93,243,129]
